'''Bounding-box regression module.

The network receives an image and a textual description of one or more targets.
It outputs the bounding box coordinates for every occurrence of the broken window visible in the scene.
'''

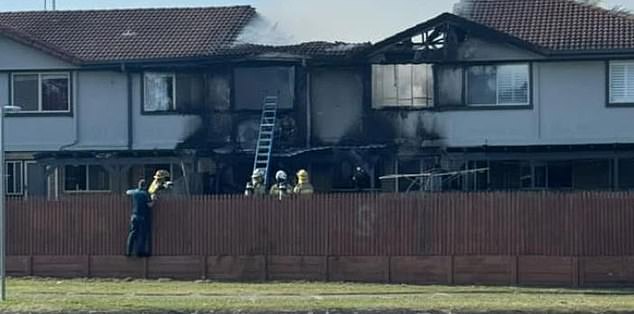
[466,64,529,106]
[64,165,110,192]
[144,72,205,113]
[234,67,295,110]
[175,73,205,112]
[372,64,433,108]
[435,65,464,107]
[144,72,176,112]
[12,73,71,112]
[609,61,634,104]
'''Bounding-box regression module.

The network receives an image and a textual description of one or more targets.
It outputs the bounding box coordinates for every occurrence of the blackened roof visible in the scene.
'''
[223,41,371,59]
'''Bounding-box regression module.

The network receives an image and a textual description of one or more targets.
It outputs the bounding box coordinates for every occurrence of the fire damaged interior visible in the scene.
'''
[4,0,634,196]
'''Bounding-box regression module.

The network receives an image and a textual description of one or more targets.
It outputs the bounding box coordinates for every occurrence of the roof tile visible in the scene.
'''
[0,6,256,63]
[457,0,634,52]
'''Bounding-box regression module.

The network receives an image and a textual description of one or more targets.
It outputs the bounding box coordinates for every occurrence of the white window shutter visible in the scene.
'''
[497,64,529,105]
[609,62,634,104]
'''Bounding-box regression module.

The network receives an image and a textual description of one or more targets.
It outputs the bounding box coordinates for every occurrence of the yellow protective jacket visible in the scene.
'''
[293,183,314,195]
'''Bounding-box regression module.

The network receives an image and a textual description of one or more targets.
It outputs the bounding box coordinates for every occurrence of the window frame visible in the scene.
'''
[141,72,178,114]
[63,164,111,193]
[5,161,23,196]
[10,72,72,114]
[465,63,531,107]
[371,63,434,109]
[607,60,634,107]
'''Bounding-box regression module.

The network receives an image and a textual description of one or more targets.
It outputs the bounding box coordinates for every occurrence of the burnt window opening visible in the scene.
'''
[372,64,433,109]
[436,65,464,107]
[143,72,204,113]
[234,67,295,110]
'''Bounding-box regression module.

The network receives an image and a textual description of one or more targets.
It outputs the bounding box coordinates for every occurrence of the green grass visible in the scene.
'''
[2,277,634,312]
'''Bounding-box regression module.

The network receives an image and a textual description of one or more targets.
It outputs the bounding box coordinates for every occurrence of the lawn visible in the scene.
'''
[1,277,634,313]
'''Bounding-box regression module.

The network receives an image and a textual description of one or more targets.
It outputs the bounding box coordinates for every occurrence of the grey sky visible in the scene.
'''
[1,0,633,42]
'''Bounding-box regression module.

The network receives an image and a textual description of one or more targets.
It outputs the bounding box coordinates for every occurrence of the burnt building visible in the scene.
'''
[1,0,634,196]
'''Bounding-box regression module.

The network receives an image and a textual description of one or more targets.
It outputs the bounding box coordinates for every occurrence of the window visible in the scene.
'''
[128,163,183,187]
[436,65,464,107]
[6,161,23,196]
[144,72,176,112]
[609,61,634,104]
[64,165,110,192]
[12,73,71,112]
[466,64,529,106]
[234,67,295,110]
[372,64,433,108]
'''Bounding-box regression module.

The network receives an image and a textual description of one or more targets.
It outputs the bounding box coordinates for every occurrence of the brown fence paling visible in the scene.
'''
[6,192,634,257]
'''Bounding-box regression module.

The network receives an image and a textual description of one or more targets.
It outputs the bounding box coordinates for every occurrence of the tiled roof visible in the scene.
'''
[223,41,371,59]
[0,6,256,63]
[456,0,634,52]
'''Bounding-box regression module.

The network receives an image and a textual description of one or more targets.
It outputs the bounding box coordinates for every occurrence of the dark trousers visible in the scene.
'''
[126,215,150,257]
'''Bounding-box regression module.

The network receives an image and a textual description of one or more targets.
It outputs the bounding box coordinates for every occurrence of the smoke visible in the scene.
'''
[235,14,296,46]
[250,0,454,44]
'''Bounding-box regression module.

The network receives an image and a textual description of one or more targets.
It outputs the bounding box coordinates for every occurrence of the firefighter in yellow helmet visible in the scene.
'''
[245,168,266,196]
[293,169,314,195]
[148,169,172,200]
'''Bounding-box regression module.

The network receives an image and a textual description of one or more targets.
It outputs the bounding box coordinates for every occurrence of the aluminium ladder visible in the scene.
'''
[252,96,279,186]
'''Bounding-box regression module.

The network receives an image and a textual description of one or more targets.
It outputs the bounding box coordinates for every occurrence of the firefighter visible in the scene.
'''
[293,169,314,195]
[125,179,153,257]
[269,170,290,199]
[245,169,266,196]
[148,169,172,200]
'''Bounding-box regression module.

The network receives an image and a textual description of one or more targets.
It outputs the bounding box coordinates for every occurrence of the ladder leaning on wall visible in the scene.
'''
[252,96,279,186]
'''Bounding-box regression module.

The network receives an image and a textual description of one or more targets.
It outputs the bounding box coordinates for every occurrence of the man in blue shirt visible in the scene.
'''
[126,179,153,257]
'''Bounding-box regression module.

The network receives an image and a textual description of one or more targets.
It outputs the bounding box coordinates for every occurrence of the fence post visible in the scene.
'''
[448,255,455,285]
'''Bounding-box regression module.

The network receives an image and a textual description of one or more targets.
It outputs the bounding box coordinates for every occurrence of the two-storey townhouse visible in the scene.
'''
[358,0,634,192]
[0,6,378,197]
[2,0,634,195]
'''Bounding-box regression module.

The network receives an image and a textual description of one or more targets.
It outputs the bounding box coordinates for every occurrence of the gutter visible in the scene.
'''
[126,65,133,150]
[304,58,311,148]
[59,71,80,150]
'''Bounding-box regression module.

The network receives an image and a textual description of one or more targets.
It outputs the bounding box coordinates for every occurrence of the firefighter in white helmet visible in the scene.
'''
[245,168,266,196]
[293,169,314,195]
[269,170,290,199]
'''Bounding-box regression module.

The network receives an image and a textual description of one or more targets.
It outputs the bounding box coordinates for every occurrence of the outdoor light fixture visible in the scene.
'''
[0,105,21,301]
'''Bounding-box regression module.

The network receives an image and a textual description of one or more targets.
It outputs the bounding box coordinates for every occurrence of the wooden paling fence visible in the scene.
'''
[6,192,634,286]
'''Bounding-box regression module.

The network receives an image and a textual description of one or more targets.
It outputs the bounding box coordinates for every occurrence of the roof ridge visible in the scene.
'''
[563,0,634,19]
[0,5,254,15]
[458,0,633,20]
